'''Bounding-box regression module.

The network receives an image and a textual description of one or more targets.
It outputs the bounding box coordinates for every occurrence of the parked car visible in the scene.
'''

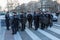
[52,13,58,22]
[0,12,6,15]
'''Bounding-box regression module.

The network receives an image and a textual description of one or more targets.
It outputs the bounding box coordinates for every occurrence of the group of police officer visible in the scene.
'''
[5,9,53,35]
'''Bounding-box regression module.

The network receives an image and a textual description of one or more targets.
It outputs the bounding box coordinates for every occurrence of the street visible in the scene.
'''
[0,15,60,40]
[0,0,60,40]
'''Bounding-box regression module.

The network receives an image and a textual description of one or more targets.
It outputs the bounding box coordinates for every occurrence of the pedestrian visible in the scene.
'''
[11,12,19,34]
[34,10,40,30]
[46,11,53,28]
[5,11,10,30]
[27,11,33,28]
[40,12,46,30]
[20,11,26,31]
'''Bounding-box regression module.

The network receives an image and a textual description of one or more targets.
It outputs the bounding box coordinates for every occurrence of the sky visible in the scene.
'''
[0,0,38,11]
[0,0,7,10]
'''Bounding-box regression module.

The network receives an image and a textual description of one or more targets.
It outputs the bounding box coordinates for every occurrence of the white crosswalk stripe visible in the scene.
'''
[38,28,60,40]
[25,28,41,40]
[0,20,6,40]
[48,27,60,34]
[14,32,22,40]
[0,27,6,40]
[54,24,60,27]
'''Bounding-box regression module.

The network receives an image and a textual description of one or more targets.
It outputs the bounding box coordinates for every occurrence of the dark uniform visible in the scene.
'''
[11,12,19,34]
[20,13,26,31]
[40,14,48,29]
[34,12,39,30]
[40,13,53,29]
[27,14,33,28]
[48,14,53,27]
[5,12,10,30]
[24,12,27,25]
[44,14,50,28]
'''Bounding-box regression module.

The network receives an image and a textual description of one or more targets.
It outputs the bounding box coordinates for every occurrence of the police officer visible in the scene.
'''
[5,11,10,30]
[24,12,27,26]
[11,12,19,34]
[20,11,26,31]
[44,13,50,29]
[34,10,40,30]
[40,12,46,30]
[27,11,33,28]
[46,11,53,28]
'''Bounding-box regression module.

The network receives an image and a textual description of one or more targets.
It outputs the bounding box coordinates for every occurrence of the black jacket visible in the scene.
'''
[20,14,26,24]
[27,14,33,22]
[12,15,19,26]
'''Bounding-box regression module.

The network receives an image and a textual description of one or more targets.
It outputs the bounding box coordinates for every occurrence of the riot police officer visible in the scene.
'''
[27,11,33,28]
[40,12,46,30]
[34,11,40,30]
[11,12,19,34]
[46,11,53,28]
[24,12,27,26]
[20,11,26,31]
[5,11,10,30]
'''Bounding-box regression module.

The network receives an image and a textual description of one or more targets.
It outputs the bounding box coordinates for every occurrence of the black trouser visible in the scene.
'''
[49,19,53,27]
[5,20,10,30]
[21,23,25,31]
[41,23,45,29]
[12,25,18,34]
[28,21,32,28]
[34,21,39,30]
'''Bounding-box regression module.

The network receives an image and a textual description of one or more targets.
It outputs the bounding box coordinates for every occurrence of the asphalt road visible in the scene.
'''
[0,15,60,40]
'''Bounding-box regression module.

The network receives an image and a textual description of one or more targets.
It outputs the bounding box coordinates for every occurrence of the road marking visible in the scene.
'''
[14,32,22,40]
[48,27,60,34]
[38,29,60,40]
[0,27,6,40]
[0,19,6,40]
[25,28,41,40]
[1,27,6,40]
[54,24,60,26]
[0,16,5,20]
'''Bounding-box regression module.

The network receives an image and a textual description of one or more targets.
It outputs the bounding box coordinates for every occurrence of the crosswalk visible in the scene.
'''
[0,19,60,40]
[0,24,60,40]
[0,20,6,40]
[25,28,41,40]
[14,32,22,40]
[48,27,60,35]
[38,28,60,40]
